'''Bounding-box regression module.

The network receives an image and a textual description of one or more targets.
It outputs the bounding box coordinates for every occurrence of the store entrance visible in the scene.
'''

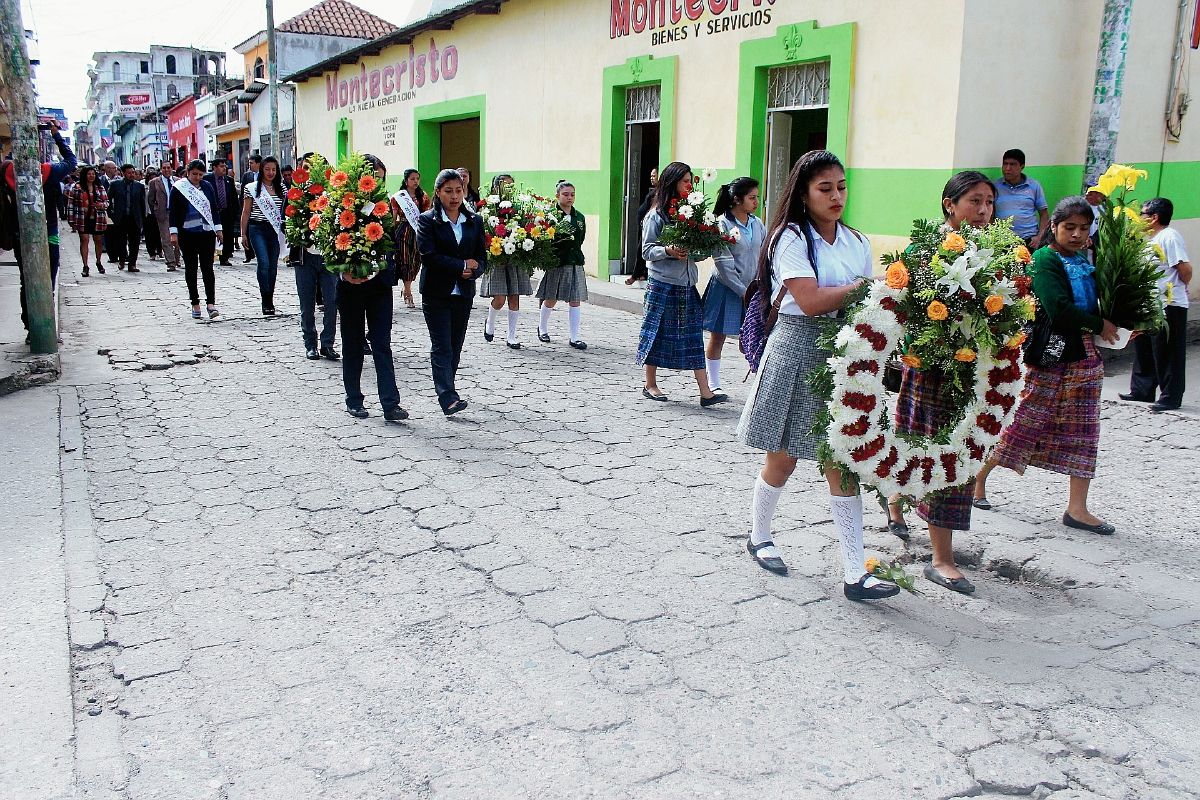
[440,117,480,195]
[620,84,662,277]
[762,61,831,223]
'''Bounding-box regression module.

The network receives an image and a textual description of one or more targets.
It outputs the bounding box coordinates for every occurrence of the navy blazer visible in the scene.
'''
[203,173,238,214]
[415,207,487,298]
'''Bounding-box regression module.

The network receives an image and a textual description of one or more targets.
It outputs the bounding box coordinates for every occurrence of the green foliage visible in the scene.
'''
[1092,189,1166,333]
[316,152,396,279]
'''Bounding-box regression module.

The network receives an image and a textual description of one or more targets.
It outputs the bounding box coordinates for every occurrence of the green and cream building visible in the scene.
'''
[288,0,1199,297]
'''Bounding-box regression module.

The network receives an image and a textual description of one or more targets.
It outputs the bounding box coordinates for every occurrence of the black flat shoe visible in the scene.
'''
[320,346,340,361]
[97,265,105,274]
[346,406,368,419]
[923,564,975,594]
[700,393,728,408]
[506,341,522,350]
[305,349,320,360]
[538,332,551,343]
[483,326,494,342]
[444,399,468,416]
[972,497,992,511]
[384,407,409,422]
[1062,512,1115,535]
[887,520,910,541]
[747,539,787,575]
[844,574,901,601]
[569,340,587,350]
[1118,393,1152,402]
[642,388,668,401]
[1149,401,1181,413]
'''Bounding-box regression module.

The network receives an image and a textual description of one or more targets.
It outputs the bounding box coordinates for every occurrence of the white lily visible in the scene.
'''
[935,247,991,298]
[990,277,1018,306]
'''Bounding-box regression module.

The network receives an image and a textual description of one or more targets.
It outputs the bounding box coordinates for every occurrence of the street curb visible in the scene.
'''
[0,349,60,396]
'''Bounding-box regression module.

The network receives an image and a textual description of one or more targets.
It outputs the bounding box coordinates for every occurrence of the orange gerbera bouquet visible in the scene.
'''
[284,153,329,250]
[312,152,395,278]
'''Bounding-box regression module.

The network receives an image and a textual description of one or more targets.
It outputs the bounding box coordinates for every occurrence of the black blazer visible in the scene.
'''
[416,207,487,298]
[203,173,238,214]
[108,179,145,228]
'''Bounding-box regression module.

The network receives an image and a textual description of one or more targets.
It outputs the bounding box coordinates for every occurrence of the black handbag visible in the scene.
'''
[1022,307,1066,367]
[883,359,903,392]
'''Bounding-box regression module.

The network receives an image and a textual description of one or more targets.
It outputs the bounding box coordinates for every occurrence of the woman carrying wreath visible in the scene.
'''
[480,173,531,349]
[638,161,727,407]
[390,168,430,309]
[737,150,899,601]
[974,196,1122,534]
[885,171,998,594]
[536,180,589,349]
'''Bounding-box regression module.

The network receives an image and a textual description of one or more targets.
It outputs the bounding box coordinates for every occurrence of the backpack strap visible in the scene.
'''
[771,285,787,309]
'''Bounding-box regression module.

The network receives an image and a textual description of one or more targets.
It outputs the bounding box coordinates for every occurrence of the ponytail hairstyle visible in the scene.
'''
[490,173,515,196]
[255,156,284,198]
[402,168,427,206]
[654,161,693,219]
[712,176,760,218]
[941,170,995,220]
[431,168,469,217]
[755,150,846,303]
[1035,195,1093,250]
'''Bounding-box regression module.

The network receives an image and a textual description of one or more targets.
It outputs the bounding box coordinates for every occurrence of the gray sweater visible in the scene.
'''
[641,209,697,287]
[711,213,765,298]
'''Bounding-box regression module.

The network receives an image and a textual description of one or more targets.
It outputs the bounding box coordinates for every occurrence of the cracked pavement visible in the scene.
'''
[40,244,1200,799]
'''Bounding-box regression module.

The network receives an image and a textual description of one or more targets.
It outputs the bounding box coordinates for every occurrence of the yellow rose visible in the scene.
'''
[885,261,910,289]
[901,353,922,369]
[954,348,976,362]
[1015,245,1031,264]
[942,232,967,253]
[927,300,949,321]
[865,557,881,573]
[985,295,1004,315]
[1006,331,1027,349]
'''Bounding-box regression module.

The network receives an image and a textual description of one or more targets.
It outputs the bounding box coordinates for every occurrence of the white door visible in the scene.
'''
[621,123,644,275]
[764,111,793,224]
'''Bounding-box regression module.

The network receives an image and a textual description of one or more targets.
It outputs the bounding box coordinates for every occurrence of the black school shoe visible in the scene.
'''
[747,538,788,575]
[569,340,587,350]
[345,405,369,419]
[384,407,409,422]
[700,393,729,408]
[305,349,320,360]
[320,346,340,361]
[844,574,901,601]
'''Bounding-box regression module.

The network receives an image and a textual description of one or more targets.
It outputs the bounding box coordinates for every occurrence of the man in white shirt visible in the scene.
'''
[1122,197,1191,411]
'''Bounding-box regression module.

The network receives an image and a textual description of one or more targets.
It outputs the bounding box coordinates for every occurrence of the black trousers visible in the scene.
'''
[178,230,216,306]
[338,277,400,412]
[110,217,142,266]
[422,293,473,411]
[1130,305,1188,406]
[16,223,59,333]
[218,209,238,263]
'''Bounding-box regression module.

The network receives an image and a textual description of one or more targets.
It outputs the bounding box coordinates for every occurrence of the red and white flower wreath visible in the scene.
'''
[825,282,1025,498]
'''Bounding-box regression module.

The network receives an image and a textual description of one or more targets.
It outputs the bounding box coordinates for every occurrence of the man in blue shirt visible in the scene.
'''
[993,149,1048,244]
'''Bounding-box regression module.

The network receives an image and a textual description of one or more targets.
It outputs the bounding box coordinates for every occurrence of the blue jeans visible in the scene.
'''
[337,276,400,412]
[247,222,280,294]
[294,250,338,350]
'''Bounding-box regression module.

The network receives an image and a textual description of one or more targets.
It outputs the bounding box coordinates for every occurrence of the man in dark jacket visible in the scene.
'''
[107,164,146,271]
[204,159,238,266]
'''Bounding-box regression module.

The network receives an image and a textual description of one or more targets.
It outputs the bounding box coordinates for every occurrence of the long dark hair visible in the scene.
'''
[654,161,692,218]
[255,156,284,197]
[756,150,847,302]
[941,170,995,220]
[713,176,759,218]
[490,173,514,196]
[402,168,426,206]
[431,168,472,217]
[1035,195,1093,250]
[79,165,99,206]
[362,154,386,182]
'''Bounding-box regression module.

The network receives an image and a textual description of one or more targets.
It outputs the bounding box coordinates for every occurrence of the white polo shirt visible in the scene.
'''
[1152,227,1190,309]
[772,222,873,317]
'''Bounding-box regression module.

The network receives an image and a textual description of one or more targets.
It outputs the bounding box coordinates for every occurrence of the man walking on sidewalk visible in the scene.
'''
[205,159,238,266]
[147,162,178,271]
[107,164,146,272]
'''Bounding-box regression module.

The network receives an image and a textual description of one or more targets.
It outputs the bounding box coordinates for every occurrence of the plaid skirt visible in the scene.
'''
[738,314,830,461]
[536,265,588,303]
[702,278,746,336]
[480,264,533,297]
[895,366,974,530]
[992,337,1105,479]
[637,279,705,370]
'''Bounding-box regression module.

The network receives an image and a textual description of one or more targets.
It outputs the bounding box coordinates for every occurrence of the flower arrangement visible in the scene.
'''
[1089,164,1166,334]
[284,154,329,250]
[477,184,560,275]
[312,153,395,279]
[656,188,738,260]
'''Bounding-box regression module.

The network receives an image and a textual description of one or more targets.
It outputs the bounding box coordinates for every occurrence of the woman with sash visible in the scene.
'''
[239,155,287,315]
[168,159,223,320]
[390,168,431,309]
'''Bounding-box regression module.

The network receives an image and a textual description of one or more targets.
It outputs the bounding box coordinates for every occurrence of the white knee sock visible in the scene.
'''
[750,476,784,558]
[569,305,581,341]
[830,495,879,586]
[507,309,519,343]
[539,304,552,335]
[486,305,498,336]
[707,358,722,391]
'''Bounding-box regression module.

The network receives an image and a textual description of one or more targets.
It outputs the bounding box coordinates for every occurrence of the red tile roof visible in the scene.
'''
[277,0,398,39]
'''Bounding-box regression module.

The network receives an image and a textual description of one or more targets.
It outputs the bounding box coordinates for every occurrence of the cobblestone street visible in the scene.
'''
[13,243,1200,799]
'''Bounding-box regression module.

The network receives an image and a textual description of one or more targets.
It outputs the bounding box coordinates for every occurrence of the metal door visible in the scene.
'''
[764,110,793,223]
[621,123,644,274]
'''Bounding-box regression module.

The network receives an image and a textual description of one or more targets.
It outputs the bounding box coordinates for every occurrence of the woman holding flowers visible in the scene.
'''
[537,180,589,349]
[390,168,430,309]
[974,196,1121,534]
[703,177,763,392]
[416,169,487,415]
[480,173,531,349]
[239,155,286,315]
[737,150,899,601]
[638,161,727,407]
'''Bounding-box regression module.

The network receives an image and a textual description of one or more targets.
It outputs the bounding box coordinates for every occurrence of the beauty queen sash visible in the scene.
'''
[174,179,214,229]
[392,189,421,229]
[250,182,288,250]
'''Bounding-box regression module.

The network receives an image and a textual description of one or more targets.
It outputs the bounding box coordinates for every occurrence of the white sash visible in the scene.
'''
[392,189,421,229]
[173,179,214,229]
[250,182,288,249]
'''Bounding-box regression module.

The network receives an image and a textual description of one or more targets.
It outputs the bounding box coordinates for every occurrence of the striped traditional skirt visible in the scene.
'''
[895,366,974,530]
[637,279,705,371]
[536,265,588,304]
[992,337,1105,479]
[737,314,831,461]
[480,264,533,297]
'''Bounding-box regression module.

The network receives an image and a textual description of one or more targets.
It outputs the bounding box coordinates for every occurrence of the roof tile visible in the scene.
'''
[277,0,398,39]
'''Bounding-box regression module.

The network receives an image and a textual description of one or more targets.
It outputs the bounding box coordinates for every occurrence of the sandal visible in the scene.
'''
[923,564,975,594]
[403,291,415,308]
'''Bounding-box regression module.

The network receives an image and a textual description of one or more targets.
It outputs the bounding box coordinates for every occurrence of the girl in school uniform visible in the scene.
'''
[737,150,900,602]
[480,173,531,348]
[536,180,588,349]
[703,176,764,391]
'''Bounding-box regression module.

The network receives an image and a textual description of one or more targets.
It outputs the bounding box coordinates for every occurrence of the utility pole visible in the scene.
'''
[1082,0,1133,190]
[266,0,279,162]
[0,0,56,354]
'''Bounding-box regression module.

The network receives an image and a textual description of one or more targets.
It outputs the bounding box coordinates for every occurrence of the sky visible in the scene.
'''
[25,0,415,130]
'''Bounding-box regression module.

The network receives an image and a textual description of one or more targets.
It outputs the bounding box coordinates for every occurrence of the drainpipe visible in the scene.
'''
[1082,0,1133,191]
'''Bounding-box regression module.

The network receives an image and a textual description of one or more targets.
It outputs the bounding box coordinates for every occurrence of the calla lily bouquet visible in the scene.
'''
[656,188,738,260]
[313,152,395,279]
[1089,164,1166,333]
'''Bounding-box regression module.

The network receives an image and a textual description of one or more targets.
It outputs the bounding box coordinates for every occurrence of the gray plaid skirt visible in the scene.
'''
[480,264,533,297]
[536,265,588,303]
[737,314,833,461]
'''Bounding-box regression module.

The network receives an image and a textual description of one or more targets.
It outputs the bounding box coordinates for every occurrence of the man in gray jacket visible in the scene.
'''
[147,164,178,271]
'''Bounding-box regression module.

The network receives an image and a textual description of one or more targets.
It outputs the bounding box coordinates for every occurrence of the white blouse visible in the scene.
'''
[771,222,873,317]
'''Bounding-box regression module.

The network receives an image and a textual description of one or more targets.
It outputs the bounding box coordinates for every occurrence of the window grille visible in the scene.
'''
[767,61,830,111]
[625,84,661,123]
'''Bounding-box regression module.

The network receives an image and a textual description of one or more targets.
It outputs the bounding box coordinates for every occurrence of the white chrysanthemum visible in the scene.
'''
[522,238,535,252]
[727,227,741,242]
[499,201,513,210]
[702,168,718,184]
[503,242,517,255]
[517,194,532,204]
[686,191,705,206]
[703,211,716,225]
[487,195,501,204]
[489,216,500,227]
[678,205,694,219]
